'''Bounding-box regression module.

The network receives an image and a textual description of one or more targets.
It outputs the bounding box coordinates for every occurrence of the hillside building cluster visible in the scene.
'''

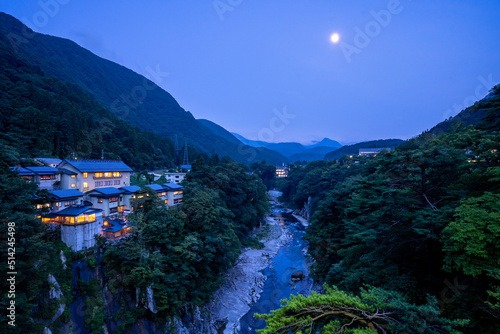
[12,159,184,251]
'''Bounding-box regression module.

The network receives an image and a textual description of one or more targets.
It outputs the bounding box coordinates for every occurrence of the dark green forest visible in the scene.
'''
[100,157,269,331]
[265,86,500,333]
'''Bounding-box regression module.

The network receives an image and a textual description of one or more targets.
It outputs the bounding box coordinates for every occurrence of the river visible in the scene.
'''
[237,196,314,333]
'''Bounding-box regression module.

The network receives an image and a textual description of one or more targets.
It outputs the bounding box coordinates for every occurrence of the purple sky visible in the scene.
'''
[2,0,500,144]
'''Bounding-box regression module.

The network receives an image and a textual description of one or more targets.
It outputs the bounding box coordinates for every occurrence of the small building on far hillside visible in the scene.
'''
[276,166,289,178]
[164,172,186,184]
[358,148,391,157]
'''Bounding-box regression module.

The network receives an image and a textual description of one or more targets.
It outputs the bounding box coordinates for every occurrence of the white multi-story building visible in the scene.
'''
[164,172,186,184]
[56,159,133,192]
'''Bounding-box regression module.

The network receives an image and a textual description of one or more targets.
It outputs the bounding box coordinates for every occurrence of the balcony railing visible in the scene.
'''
[93,176,121,180]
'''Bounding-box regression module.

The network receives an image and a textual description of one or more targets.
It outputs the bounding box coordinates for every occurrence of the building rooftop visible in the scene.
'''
[163,183,184,190]
[49,189,85,199]
[103,218,128,233]
[25,166,62,175]
[59,159,133,172]
[86,187,124,197]
[49,206,102,217]
[36,158,63,165]
[10,167,36,176]
[119,185,142,194]
[144,184,166,192]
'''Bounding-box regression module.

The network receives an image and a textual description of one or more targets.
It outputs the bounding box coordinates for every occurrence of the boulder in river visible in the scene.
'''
[291,270,305,281]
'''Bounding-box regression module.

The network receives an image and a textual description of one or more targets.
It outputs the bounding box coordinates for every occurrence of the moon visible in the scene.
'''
[330,33,340,44]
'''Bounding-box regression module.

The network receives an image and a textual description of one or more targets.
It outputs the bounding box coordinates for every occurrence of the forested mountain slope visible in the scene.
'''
[0,12,286,164]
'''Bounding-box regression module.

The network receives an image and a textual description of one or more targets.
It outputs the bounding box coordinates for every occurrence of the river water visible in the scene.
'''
[238,204,313,333]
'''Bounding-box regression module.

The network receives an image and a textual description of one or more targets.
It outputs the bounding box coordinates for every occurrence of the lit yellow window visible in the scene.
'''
[113,172,121,177]
[71,175,76,178]
[164,200,168,204]
[71,183,76,188]
[83,173,88,178]
[95,173,103,178]
[83,182,88,188]
[77,215,85,223]
[104,172,111,177]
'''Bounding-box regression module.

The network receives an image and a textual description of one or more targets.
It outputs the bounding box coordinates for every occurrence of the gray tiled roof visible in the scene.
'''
[10,167,35,176]
[51,206,102,217]
[144,184,166,192]
[163,183,184,190]
[61,159,133,172]
[103,218,128,232]
[49,189,85,199]
[119,185,141,193]
[25,166,62,174]
[86,187,124,197]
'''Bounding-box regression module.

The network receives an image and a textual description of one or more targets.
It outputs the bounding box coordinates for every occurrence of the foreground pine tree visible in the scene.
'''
[256,285,468,334]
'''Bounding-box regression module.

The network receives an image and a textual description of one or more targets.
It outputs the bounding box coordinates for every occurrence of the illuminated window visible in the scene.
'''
[40,175,56,180]
[83,173,88,178]
[71,175,76,178]
[71,183,76,188]
[160,192,166,197]
[77,215,85,223]
[83,182,88,188]
[164,200,168,204]
[65,200,76,207]
[88,214,95,221]
[104,172,111,177]
[98,198,103,203]
[95,173,103,178]
[113,172,121,177]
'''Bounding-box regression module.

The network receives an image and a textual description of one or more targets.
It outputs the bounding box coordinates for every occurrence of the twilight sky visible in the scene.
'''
[2,0,500,144]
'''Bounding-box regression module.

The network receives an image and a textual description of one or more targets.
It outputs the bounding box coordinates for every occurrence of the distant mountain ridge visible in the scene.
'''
[231,133,342,161]
[0,12,287,165]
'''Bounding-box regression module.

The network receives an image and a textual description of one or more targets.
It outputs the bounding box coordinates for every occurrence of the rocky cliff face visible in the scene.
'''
[165,305,226,334]
[294,196,312,221]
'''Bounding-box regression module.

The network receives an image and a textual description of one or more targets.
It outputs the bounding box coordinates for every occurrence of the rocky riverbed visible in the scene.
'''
[208,192,293,333]
[207,190,314,334]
